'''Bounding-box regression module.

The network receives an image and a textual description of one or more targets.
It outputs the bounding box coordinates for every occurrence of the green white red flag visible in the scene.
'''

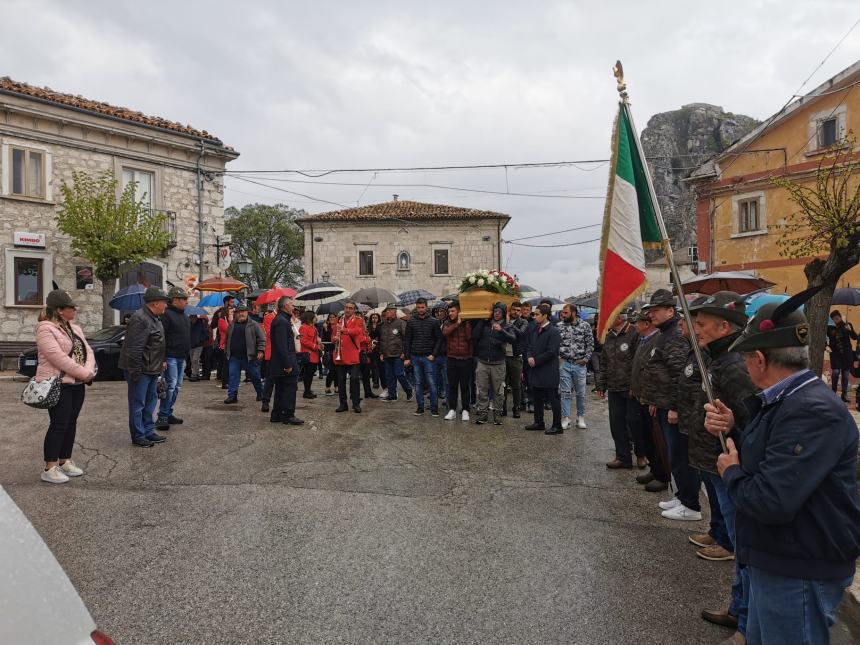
[596,102,662,342]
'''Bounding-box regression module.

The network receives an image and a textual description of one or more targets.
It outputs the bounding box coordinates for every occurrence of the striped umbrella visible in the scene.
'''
[396,289,436,306]
[295,281,349,302]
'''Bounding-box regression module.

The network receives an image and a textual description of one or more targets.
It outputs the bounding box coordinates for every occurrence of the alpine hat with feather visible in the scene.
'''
[687,290,748,326]
[728,286,823,353]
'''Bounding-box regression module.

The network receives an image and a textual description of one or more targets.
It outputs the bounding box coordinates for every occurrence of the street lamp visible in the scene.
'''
[236,259,253,277]
[322,271,330,283]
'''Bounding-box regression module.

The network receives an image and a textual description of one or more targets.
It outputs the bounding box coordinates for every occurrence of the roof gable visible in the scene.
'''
[298,200,511,224]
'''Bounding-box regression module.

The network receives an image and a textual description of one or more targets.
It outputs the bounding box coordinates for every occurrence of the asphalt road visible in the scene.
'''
[0,377,781,644]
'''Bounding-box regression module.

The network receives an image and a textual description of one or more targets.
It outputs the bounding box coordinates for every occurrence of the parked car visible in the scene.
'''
[0,486,116,644]
[17,325,126,380]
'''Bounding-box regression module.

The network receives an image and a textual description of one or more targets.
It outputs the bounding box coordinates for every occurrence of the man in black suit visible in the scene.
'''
[269,296,303,425]
[525,303,563,435]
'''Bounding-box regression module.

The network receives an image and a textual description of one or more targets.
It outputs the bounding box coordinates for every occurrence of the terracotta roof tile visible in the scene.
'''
[298,200,511,224]
[0,77,232,149]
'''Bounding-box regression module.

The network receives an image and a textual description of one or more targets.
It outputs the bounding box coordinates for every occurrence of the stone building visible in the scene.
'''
[297,199,510,297]
[0,77,238,346]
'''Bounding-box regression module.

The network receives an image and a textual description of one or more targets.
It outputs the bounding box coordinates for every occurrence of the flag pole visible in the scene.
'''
[613,61,727,453]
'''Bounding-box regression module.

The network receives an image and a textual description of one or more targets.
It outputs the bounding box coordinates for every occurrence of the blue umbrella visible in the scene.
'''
[397,289,436,306]
[109,284,147,311]
[197,292,231,307]
[184,306,209,316]
[744,292,829,325]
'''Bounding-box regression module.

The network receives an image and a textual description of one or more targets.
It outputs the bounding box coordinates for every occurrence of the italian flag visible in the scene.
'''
[596,103,662,342]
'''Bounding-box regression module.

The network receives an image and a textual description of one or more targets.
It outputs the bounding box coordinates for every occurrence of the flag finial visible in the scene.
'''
[613,60,628,103]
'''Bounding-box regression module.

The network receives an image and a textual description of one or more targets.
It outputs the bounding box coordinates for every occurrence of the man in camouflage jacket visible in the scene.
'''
[596,311,642,469]
[558,304,594,429]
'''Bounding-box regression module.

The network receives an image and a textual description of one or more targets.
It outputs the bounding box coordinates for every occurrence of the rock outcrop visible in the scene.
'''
[640,103,759,253]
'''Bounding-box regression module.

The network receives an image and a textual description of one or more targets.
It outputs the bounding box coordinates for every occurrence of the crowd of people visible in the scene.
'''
[29,282,860,644]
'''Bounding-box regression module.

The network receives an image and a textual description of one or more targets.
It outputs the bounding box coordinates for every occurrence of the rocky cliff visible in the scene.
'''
[640,103,759,254]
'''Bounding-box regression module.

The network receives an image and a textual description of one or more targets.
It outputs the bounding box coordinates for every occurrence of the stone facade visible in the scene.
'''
[0,81,238,342]
[298,200,509,297]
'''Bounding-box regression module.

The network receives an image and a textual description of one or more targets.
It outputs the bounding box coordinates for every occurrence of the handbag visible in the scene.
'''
[22,332,75,409]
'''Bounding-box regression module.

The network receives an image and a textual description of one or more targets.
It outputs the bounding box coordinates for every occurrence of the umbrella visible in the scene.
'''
[196,276,249,292]
[315,299,370,315]
[440,293,460,301]
[743,292,827,323]
[518,284,541,299]
[295,281,349,302]
[196,292,236,307]
[184,306,209,316]
[525,296,564,306]
[397,289,436,306]
[681,271,775,295]
[428,301,449,312]
[831,287,860,306]
[350,287,398,307]
[109,284,147,311]
[245,288,267,301]
[256,286,298,306]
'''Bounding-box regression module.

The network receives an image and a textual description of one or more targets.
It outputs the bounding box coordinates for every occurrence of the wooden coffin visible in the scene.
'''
[458,290,518,320]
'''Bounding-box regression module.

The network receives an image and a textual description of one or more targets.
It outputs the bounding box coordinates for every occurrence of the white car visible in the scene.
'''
[0,486,115,645]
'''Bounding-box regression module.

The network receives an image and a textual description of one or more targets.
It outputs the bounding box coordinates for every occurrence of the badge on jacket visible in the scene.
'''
[620,343,629,352]
[650,347,656,357]
[684,363,694,378]
[392,329,399,335]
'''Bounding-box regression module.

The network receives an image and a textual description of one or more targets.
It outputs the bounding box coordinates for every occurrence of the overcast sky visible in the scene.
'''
[4,1,860,296]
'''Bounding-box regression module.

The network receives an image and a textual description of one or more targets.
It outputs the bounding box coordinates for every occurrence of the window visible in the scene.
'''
[10,147,45,198]
[359,250,374,276]
[122,167,154,209]
[13,257,43,305]
[738,198,761,233]
[397,251,411,271]
[434,249,450,275]
[818,117,838,148]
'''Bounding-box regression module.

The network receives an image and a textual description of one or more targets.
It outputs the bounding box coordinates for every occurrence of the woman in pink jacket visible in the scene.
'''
[34,290,96,484]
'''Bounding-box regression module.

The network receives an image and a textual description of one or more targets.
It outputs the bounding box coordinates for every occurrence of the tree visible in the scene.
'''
[773,135,860,376]
[57,171,171,328]
[224,203,305,290]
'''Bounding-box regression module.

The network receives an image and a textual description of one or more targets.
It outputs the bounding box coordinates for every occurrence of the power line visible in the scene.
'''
[227,175,350,208]
[505,222,602,242]
[502,237,601,248]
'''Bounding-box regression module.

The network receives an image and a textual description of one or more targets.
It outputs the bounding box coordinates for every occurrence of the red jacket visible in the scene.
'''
[299,323,321,364]
[262,311,276,360]
[217,317,229,351]
[332,315,366,366]
[443,319,473,359]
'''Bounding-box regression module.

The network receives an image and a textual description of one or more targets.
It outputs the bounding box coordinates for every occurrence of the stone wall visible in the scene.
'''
[0,105,234,342]
[302,218,506,297]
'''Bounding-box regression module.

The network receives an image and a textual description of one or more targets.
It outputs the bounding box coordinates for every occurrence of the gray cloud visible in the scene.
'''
[3,0,859,296]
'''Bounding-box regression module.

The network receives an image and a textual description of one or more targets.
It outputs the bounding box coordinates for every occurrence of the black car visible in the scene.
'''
[17,325,126,381]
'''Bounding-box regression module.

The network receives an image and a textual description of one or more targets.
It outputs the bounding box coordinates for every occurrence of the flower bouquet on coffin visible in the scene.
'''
[457,270,521,319]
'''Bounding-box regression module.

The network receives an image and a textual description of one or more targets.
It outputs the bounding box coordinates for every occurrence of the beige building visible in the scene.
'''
[297,199,511,297]
[0,77,238,350]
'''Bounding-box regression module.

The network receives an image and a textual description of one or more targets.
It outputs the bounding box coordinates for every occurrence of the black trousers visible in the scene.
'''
[447,357,471,412]
[271,376,297,420]
[261,360,274,404]
[468,357,477,406]
[45,383,85,462]
[607,391,633,465]
[324,352,337,388]
[337,364,361,406]
[531,386,561,429]
[504,356,523,412]
[301,361,316,394]
[200,345,214,379]
[370,353,383,388]
[629,401,669,482]
[360,362,375,397]
[522,361,532,406]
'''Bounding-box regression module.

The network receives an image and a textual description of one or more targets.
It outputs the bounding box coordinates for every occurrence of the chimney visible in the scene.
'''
[392,194,399,202]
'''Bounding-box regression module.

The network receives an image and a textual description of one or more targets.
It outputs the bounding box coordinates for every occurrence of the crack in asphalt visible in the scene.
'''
[74,440,119,480]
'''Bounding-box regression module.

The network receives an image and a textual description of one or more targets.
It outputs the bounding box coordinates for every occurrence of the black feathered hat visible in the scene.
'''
[728,286,823,352]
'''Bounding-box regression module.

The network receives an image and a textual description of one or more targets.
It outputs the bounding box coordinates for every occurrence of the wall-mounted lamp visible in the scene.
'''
[313,236,324,242]
[322,271,331,282]
[482,235,492,241]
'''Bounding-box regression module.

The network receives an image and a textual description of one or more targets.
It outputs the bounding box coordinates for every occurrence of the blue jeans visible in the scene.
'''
[831,367,850,396]
[383,357,412,400]
[434,356,448,400]
[746,566,852,645]
[657,409,701,511]
[412,355,437,410]
[125,371,159,442]
[559,360,587,418]
[228,357,263,398]
[158,357,185,419]
[704,471,748,633]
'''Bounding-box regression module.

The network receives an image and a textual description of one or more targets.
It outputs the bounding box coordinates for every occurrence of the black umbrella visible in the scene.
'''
[295,281,349,302]
[350,287,398,307]
[832,287,860,306]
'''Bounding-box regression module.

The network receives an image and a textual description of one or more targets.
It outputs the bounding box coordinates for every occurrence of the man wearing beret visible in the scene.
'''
[705,290,860,644]
[156,287,190,432]
[118,286,169,447]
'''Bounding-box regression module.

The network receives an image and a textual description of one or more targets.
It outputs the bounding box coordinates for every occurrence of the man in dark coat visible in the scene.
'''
[268,296,302,425]
[595,309,640,468]
[524,304,563,434]
[827,309,857,402]
[705,292,860,644]
[404,298,443,416]
[641,289,698,516]
[156,287,191,431]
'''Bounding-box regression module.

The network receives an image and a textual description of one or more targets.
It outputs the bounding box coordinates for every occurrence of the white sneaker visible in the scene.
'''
[661,504,703,521]
[461,410,470,422]
[41,466,69,484]
[561,417,571,430]
[576,416,587,429]
[658,497,682,511]
[59,460,84,477]
[444,410,457,421]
